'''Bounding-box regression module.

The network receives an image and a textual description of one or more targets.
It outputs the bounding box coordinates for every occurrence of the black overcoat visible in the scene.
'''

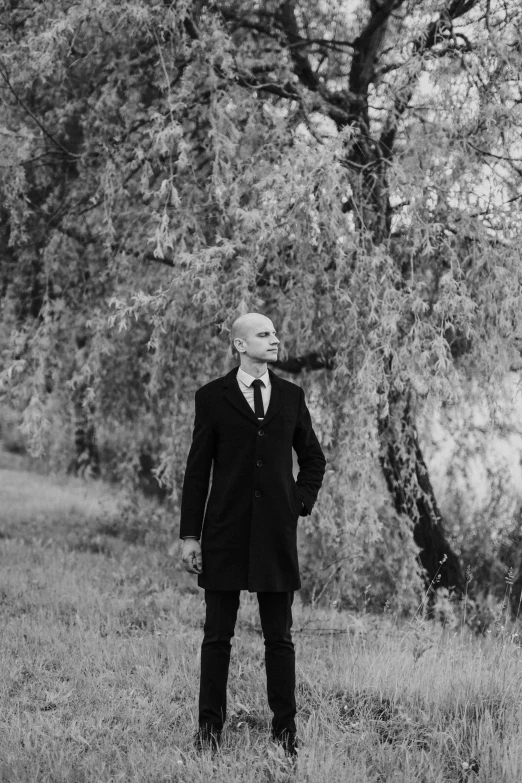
[179,367,326,591]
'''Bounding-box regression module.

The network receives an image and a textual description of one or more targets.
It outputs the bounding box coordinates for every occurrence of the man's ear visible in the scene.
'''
[234,338,245,354]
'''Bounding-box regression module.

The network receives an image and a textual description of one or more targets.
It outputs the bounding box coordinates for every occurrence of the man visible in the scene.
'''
[180,313,326,756]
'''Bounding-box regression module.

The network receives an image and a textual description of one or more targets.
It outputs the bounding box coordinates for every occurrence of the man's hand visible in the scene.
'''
[181,538,203,575]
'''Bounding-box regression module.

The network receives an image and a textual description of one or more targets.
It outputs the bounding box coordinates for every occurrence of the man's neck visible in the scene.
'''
[239,358,268,378]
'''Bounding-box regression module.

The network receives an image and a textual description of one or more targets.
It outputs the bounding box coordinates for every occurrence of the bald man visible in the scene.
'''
[180,313,326,756]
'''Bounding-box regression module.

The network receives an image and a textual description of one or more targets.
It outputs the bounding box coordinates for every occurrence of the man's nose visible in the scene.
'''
[271,337,280,344]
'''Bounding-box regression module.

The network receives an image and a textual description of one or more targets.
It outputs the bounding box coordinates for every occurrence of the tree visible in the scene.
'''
[2,0,522,600]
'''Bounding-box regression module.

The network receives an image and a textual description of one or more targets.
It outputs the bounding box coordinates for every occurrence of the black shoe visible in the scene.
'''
[194,724,222,753]
[272,729,298,758]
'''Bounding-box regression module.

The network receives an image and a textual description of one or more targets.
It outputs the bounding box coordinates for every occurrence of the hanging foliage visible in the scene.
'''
[1,1,522,602]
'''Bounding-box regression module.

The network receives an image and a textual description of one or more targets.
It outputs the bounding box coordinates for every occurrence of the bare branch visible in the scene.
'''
[466,140,522,164]
[0,64,80,160]
[275,1,321,92]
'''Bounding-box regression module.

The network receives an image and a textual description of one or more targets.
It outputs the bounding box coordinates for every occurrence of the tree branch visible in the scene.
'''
[142,252,174,268]
[274,352,335,373]
[349,0,407,124]
[231,68,352,127]
[0,64,81,160]
[275,1,321,93]
[379,0,481,157]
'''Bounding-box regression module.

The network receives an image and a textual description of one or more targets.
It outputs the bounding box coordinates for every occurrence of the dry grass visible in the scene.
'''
[0,469,115,538]
[1,461,522,781]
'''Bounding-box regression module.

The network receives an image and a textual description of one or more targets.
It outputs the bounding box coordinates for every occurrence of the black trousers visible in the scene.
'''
[199,590,296,735]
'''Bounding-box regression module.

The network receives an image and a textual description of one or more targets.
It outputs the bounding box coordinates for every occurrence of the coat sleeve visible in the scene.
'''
[293,387,326,516]
[179,389,216,539]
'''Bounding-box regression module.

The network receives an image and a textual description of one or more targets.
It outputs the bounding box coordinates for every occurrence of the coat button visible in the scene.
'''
[256,460,263,467]
[254,490,262,497]
[258,429,264,436]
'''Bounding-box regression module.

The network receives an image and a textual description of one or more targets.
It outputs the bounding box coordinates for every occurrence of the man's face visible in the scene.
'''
[235,316,280,362]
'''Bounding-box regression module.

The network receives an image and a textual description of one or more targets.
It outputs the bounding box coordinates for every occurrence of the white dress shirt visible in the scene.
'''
[237,367,271,418]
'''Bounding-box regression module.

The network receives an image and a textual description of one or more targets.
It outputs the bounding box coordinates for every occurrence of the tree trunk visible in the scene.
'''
[69,389,100,478]
[231,0,466,595]
[68,331,100,479]
[378,389,463,592]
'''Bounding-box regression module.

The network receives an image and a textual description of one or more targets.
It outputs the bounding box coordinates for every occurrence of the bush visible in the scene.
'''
[0,405,26,454]
[95,488,176,550]
[298,503,423,614]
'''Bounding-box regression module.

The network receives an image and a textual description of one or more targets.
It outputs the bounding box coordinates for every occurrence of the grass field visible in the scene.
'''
[1,455,522,782]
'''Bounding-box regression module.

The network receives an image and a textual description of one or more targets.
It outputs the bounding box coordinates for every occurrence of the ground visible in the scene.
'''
[0,451,521,782]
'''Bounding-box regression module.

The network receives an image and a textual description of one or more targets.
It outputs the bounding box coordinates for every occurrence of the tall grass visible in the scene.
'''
[1,463,522,781]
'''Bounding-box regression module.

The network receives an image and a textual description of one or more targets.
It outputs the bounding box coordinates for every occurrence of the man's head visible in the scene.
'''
[231,313,280,366]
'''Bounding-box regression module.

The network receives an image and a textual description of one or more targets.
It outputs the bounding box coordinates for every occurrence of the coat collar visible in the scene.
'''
[222,367,284,426]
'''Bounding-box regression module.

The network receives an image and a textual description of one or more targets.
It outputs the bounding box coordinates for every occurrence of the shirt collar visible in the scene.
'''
[237,367,270,388]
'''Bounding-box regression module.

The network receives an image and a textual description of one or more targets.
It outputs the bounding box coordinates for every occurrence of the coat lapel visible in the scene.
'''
[223,368,260,425]
[222,367,285,427]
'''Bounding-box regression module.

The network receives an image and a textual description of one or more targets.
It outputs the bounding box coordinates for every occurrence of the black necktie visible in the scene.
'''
[251,379,265,419]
